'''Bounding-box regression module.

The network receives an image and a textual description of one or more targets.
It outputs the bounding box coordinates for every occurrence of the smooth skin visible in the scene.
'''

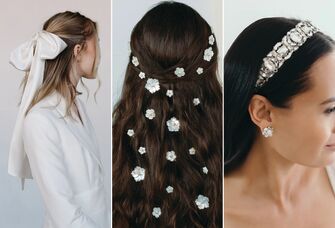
[225,52,335,228]
[70,34,99,123]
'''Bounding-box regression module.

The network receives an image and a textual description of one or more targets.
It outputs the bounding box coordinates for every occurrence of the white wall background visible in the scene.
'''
[0,0,111,227]
[112,0,223,107]
[224,0,335,53]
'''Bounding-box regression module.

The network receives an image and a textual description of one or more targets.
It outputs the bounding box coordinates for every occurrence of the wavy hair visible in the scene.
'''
[113,2,222,227]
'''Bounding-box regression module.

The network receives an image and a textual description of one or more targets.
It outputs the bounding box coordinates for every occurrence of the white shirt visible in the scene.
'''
[22,92,109,228]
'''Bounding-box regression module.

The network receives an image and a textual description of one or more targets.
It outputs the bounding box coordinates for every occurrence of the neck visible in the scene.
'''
[70,73,80,87]
[239,135,324,208]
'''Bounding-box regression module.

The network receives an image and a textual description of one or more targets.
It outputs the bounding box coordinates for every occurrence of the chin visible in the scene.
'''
[82,75,96,80]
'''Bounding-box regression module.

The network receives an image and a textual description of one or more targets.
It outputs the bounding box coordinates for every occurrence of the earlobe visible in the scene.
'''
[248,95,273,129]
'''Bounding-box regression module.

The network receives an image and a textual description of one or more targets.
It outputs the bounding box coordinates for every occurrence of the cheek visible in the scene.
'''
[272,114,332,166]
[80,49,96,77]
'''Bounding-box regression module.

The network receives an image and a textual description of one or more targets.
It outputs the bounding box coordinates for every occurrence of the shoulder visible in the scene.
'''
[23,97,61,138]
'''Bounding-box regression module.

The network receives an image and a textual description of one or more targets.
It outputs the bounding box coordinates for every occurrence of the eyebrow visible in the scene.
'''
[320,97,335,105]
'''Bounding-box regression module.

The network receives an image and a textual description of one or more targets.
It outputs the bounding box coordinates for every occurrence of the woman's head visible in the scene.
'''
[113,1,222,227]
[24,11,99,116]
[225,17,335,174]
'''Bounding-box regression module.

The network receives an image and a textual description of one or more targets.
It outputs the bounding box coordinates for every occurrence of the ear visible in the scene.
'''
[248,95,274,130]
[73,44,82,60]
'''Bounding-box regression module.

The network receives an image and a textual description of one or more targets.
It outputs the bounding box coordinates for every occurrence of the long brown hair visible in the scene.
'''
[113,2,222,227]
[22,11,98,116]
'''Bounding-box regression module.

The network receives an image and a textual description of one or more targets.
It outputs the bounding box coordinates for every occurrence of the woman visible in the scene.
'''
[225,18,335,227]
[8,11,109,227]
[113,1,222,227]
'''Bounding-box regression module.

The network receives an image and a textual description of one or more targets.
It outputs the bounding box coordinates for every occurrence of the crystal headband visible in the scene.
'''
[255,21,319,88]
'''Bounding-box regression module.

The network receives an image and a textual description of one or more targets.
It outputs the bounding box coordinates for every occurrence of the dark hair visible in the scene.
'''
[224,17,335,174]
[113,1,222,227]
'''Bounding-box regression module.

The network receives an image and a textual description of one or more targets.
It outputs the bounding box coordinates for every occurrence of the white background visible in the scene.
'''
[112,0,223,107]
[0,0,110,227]
[224,0,335,53]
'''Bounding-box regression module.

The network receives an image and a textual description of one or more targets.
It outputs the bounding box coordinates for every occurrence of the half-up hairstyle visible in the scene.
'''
[22,11,98,117]
[113,1,222,227]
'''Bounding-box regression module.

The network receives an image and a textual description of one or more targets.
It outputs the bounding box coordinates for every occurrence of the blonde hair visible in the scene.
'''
[22,11,99,117]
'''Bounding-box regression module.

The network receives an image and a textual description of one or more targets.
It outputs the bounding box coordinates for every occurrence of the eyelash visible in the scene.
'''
[325,107,335,114]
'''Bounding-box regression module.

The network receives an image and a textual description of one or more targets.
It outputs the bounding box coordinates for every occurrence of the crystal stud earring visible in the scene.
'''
[262,126,273,138]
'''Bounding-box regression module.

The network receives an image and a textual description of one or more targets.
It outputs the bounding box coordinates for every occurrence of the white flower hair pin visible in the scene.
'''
[166,117,180,132]
[204,47,214,62]
[209,34,215,45]
[152,207,161,218]
[195,194,209,210]
[174,67,185,77]
[132,56,139,66]
[145,78,160,94]
[131,166,145,182]
[145,109,156,120]
[166,150,177,162]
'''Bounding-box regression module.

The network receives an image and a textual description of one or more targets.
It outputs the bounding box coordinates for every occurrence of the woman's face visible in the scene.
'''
[77,34,100,79]
[270,51,335,167]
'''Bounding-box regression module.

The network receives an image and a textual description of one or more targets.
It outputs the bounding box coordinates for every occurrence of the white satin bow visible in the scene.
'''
[8,31,67,189]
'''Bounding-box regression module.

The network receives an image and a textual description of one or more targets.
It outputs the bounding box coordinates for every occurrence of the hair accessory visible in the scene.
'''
[256,21,319,88]
[131,166,145,182]
[145,78,160,94]
[152,207,161,218]
[138,147,146,155]
[174,67,185,77]
[145,109,156,120]
[8,31,67,190]
[127,32,216,214]
[195,194,209,209]
[166,117,180,132]
[166,90,173,97]
[166,185,174,193]
[166,150,177,162]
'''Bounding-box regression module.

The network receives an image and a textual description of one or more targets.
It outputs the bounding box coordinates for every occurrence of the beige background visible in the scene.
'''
[0,0,111,227]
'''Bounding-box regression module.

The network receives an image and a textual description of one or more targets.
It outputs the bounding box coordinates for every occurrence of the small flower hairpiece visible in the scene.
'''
[209,34,215,45]
[166,150,177,162]
[166,90,173,97]
[145,78,160,94]
[127,129,134,137]
[138,72,145,79]
[152,207,161,218]
[131,166,145,182]
[166,117,180,132]
[138,147,146,155]
[166,185,174,193]
[202,166,208,174]
[189,147,196,155]
[132,56,139,66]
[196,67,203,75]
[204,47,214,62]
[195,194,209,209]
[145,109,156,120]
[193,98,200,106]
[174,67,185,77]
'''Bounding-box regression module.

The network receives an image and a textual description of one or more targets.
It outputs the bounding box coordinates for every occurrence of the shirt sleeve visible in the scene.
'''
[23,110,100,228]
